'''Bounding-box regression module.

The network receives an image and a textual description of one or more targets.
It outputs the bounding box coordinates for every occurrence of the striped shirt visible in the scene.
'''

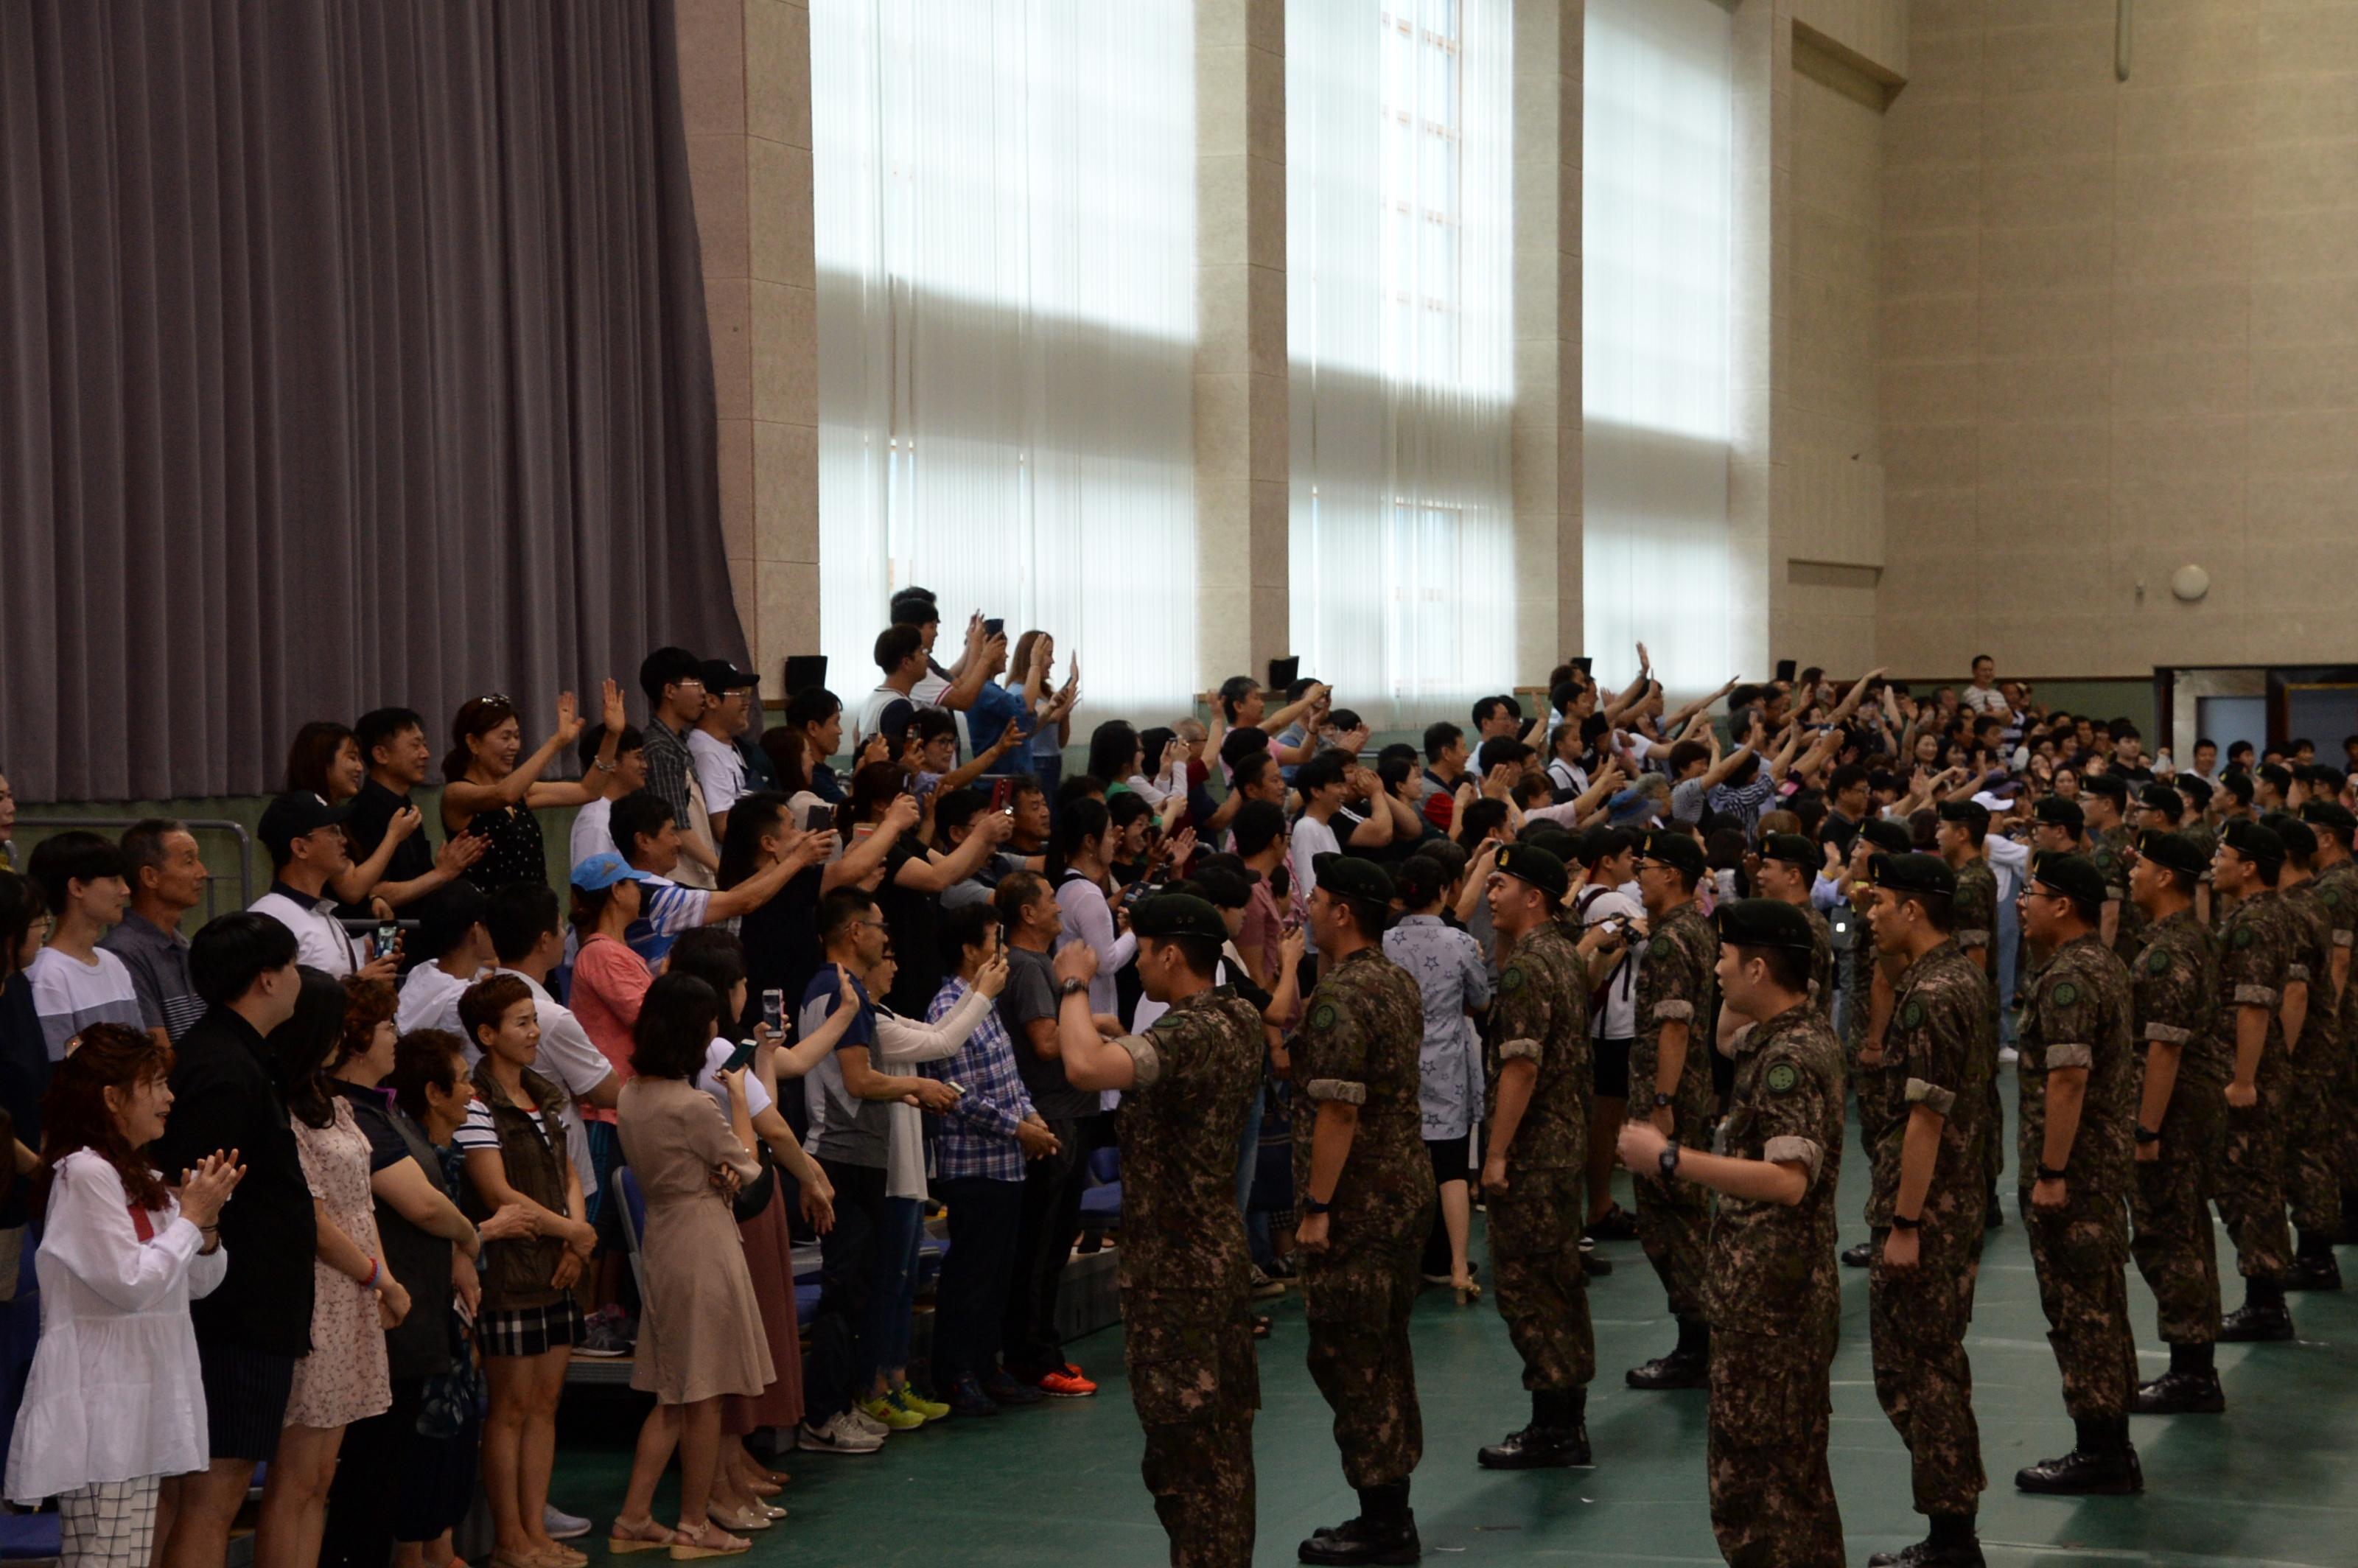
[623,874,711,967]
[921,976,1035,1183]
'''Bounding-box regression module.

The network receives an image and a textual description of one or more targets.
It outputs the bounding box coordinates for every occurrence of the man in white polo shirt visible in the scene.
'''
[251,793,395,981]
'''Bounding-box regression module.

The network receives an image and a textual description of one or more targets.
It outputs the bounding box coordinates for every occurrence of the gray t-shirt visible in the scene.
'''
[998,944,1094,1122]
[800,964,891,1167]
[99,911,204,1042]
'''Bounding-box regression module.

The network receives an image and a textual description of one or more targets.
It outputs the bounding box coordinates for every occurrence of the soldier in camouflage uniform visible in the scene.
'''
[1938,799,2007,1228]
[1292,853,1436,1567]
[2144,779,2218,927]
[1472,844,1598,1471]
[2082,775,2147,963]
[2011,853,2143,1495]
[1858,853,1992,1568]
[1049,897,1266,1568]
[1624,828,1721,1389]
[1754,833,1834,1019]
[2300,801,2358,1236]
[1620,900,1844,1568]
[2261,813,2347,1291]
[1841,818,1917,1270]
[2211,819,2301,1343]
[2121,830,2227,1415]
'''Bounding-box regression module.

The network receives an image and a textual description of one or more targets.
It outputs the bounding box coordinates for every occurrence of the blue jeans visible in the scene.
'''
[861,1195,925,1386]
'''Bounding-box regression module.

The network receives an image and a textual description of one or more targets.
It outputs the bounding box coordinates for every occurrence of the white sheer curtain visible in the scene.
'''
[1287,0,1516,729]
[811,0,1197,717]
[1582,0,1736,699]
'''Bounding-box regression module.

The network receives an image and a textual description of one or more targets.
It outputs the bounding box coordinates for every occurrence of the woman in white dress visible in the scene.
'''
[6,1022,242,1568]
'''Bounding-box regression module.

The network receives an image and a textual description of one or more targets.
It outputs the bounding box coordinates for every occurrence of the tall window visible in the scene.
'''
[1289,0,1514,726]
[1582,0,1735,696]
[811,0,1197,715]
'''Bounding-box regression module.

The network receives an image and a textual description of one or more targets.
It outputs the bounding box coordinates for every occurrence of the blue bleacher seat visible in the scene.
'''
[0,1512,59,1559]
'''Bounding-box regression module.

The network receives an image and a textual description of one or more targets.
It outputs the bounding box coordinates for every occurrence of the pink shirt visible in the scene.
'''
[568,934,651,1124]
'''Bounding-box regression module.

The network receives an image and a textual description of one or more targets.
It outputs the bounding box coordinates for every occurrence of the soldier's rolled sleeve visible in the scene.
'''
[2336,930,2354,950]
[1306,1077,1366,1106]
[1761,1134,1824,1184]
[2045,1043,2093,1070]
[1903,1077,1957,1116]
[1118,1034,1165,1088]
[2234,984,2278,1006]
[1955,928,1992,949]
[2287,962,2312,984]
[1496,1037,1544,1063]
[1654,999,1694,1022]
[2144,1022,2194,1045]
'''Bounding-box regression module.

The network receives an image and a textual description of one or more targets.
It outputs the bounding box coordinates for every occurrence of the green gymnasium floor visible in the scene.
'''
[552,1073,2358,1565]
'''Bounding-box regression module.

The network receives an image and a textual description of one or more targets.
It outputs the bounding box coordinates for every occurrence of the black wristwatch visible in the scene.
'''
[2133,1126,2161,1145]
[1658,1140,1682,1181]
[2036,1163,2069,1182]
[1889,1213,1921,1231]
[1302,1194,1334,1216]
[1651,1091,1675,1110]
[1057,978,1089,1001]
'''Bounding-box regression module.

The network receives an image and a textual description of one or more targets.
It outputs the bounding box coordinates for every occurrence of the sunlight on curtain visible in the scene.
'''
[1582,0,1735,699]
[1287,0,1516,729]
[811,0,1197,718]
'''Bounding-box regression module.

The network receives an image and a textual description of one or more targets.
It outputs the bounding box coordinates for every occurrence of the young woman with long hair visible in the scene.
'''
[284,722,421,911]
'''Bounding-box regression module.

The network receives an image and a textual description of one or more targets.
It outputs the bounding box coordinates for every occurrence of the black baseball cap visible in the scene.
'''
[1716,897,1816,952]
[1488,842,1569,902]
[699,659,759,693]
[259,792,353,862]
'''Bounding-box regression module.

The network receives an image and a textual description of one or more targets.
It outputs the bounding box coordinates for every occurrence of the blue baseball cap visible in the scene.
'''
[570,852,657,892]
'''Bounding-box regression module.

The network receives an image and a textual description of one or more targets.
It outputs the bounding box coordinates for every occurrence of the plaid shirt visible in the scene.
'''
[641,717,694,825]
[922,976,1035,1183]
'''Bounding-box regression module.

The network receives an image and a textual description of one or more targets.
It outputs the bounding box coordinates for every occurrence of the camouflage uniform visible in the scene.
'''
[2215,892,2295,1283]
[2315,860,2358,1210]
[1114,988,1269,1568]
[1293,948,1436,1491]
[1706,1004,1847,1568]
[2094,825,2149,962]
[1801,904,1836,1022]
[1951,856,2006,1200]
[1869,940,1993,1518]
[1484,920,1594,1394]
[2016,933,2140,1422]
[2126,909,2225,1346]
[1626,901,1719,1325]
[2278,879,2343,1241]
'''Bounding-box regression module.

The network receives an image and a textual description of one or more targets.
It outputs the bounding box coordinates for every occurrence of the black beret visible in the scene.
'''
[2034,796,2084,831]
[1864,851,1955,899]
[2130,830,2205,882]
[2303,763,2346,789]
[1130,892,1229,944]
[1312,851,1396,909]
[2177,774,2214,805]
[1716,897,1817,953]
[1937,798,1990,836]
[2138,783,2185,818]
[2029,852,2106,914]
[1858,818,1913,855]
[2303,799,2357,835]
[2259,763,2292,791]
[2221,772,2255,804]
[1635,828,1706,881]
[1758,833,1819,869]
[2082,772,2130,803]
[2222,819,2285,868]
[1488,841,1570,901]
[2261,812,2317,859]
[1519,825,1583,865]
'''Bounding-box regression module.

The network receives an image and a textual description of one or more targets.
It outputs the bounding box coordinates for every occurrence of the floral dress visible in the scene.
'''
[285,1097,393,1429]
[1382,914,1492,1143]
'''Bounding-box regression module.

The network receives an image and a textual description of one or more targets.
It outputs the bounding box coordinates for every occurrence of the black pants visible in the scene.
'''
[934,1175,1026,1383]
[807,1158,889,1422]
[320,1375,425,1568]
[1003,1117,1090,1377]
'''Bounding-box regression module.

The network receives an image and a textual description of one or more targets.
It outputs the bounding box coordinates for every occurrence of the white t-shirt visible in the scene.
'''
[1575,886,1646,1040]
[395,962,478,1037]
[27,946,145,1062]
[1961,683,2009,717]
[569,796,616,873]
[491,968,615,1201]
[856,683,922,754]
[688,729,749,825]
[1288,814,1343,955]
[250,889,360,978]
[694,1037,776,1122]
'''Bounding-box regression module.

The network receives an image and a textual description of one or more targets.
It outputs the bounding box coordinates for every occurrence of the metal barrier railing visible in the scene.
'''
[15,816,254,923]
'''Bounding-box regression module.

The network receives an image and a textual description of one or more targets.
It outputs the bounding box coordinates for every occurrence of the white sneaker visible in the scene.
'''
[544,1505,591,1541]
[847,1404,891,1437]
[1998,1046,2021,1065]
[798,1410,884,1453]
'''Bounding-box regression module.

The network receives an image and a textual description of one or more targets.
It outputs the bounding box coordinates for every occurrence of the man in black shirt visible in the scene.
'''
[153,912,310,1568]
[343,707,484,915]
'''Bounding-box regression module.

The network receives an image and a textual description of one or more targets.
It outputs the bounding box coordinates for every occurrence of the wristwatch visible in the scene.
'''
[1302,1194,1334,1216]
[1651,1091,1675,1110]
[2036,1163,2069,1182]
[2133,1126,2161,1145]
[1057,978,1089,1001]
[1889,1213,1921,1231]
[1658,1140,1682,1181]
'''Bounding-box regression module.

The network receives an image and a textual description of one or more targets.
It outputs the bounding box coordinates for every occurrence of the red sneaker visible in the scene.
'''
[1036,1365,1096,1398]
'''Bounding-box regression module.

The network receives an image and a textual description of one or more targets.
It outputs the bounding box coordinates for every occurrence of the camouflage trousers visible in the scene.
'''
[1127,1304,1259,1568]
[2023,1189,2138,1421]
[2336,1027,2358,1205]
[2282,1037,2343,1237]
[1302,1194,1432,1490]
[1869,1239,1986,1517]
[2129,1094,2224,1345]
[1710,1323,1843,1568]
[1487,1167,1594,1392]
[1979,1043,2006,1200]
[2216,1073,2292,1280]
[1632,1166,1712,1323]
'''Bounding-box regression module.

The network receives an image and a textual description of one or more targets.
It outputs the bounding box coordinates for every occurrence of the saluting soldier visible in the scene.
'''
[1620,899,1846,1568]
[2260,813,2346,1292]
[1474,843,1600,1471]
[1292,854,1436,1567]
[1754,833,1834,1019]
[1859,853,1993,1568]
[1841,817,1917,1270]
[2212,820,2301,1343]
[2011,854,2143,1496]
[1937,798,2006,1230]
[2299,800,2358,1235]
[2122,830,2226,1415]
[1048,896,1267,1568]
[1624,828,1721,1390]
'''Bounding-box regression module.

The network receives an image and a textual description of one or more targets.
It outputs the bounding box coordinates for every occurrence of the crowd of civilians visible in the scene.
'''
[0,603,2344,1568]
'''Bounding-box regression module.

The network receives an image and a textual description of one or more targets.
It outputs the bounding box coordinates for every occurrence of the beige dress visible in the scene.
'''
[286,1098,393,1428]
[616,1076,772,1404]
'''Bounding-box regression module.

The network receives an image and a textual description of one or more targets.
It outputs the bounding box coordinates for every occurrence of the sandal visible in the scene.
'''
[1452,1275,1483,1306]
[541,1549,590,1568]
[668,1523,751,1561]
[607,1522,682,1557]
[707,1507,773,1534]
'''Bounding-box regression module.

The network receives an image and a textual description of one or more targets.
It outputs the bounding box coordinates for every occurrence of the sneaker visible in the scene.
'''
[982,1370,1044,1406]
[798,1411,884,1454]
[944,1373,1000,1418]
[846,1404,893,1436]
[1036,1364,1097,1398]
[1998,1046,2020,1065]
[544,1505,592,1541]
[1262,1256,1299,1283]
[576,1305,634,1357]
[1252,1265,1287,1300]
[857,1394,926,1431]
[891,1384,951,1421]
[1586,1203,1639,1242]
[1841,1239,1873,1268]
